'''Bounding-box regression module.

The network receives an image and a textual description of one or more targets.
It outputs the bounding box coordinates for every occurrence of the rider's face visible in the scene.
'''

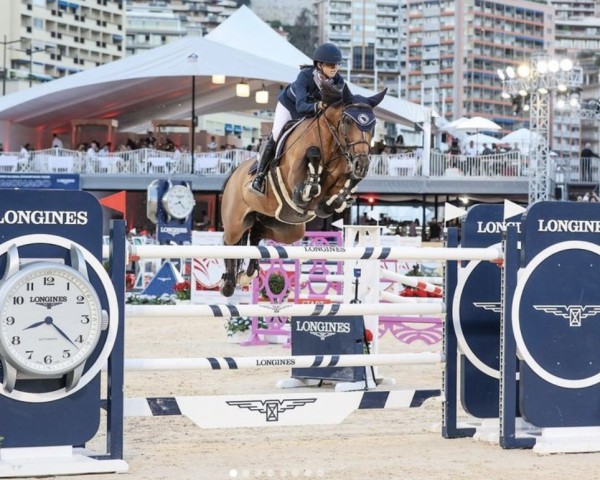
[319,62,340,79]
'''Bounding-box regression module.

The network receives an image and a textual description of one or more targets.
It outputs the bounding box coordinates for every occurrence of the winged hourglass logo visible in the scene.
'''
[473,302,502,313]
[226,398,317,422]
[533,305,600,327]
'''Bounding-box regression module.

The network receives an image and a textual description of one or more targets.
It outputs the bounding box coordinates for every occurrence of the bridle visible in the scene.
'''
[320,102,373,180]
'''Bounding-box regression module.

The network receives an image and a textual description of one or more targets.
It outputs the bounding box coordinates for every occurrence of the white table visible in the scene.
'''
[194,156,220,174]
[47,156,75,173]
[388,156,416,176]
[146,157,172,173]
[0,155,19,172]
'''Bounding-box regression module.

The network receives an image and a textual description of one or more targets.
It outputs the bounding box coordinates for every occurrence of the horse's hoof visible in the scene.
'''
[220,281,235,297]
[236,272,253,287]
[293,184,309,207]
[315,202,333,218]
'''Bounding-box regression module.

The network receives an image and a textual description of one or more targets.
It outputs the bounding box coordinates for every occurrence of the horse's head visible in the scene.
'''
[335,86,387,180]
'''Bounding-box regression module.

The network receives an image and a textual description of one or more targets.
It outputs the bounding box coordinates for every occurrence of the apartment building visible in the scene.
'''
[0,0,125,94]
[125,1,187,55]
[314,0,403,96]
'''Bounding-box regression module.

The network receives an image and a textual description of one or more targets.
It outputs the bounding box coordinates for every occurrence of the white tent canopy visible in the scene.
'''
[500,128,541,151]
[455,116,501,133]
[0,6,428,139]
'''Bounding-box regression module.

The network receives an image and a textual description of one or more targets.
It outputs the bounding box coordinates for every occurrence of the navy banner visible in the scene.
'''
[514,201,600,427]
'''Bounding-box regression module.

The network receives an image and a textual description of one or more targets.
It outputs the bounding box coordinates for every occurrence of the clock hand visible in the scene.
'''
[23,319,48,330]
[48,319,78,348]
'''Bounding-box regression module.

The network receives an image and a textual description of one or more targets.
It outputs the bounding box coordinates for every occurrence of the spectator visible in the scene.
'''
[207,136,217,152]
[408,218,419,237]
[481,143,493,155]
[462,140,477,174]
[429,219,442,241]
[580,143,599,182]
[449,139,461,155]
[51,133,63,149]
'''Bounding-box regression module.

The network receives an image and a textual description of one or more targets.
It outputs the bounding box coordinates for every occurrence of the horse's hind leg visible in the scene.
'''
[237,224,264,287]
[293,146,322,206]
[220,212,256,297]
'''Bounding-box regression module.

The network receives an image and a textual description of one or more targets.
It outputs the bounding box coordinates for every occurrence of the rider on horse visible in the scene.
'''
[249,42,346,196]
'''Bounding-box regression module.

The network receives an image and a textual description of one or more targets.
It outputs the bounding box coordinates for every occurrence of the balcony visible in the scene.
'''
[0,147,536,181]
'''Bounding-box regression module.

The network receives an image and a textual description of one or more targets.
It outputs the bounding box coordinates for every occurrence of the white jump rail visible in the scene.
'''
[380,291,444,304]
[380,269,444,296]
[128,244,503,262]
[126,302,445,318]
[121,352,444,372]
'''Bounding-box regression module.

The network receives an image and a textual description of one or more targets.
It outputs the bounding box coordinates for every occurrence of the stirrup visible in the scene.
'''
[249,176,266,197]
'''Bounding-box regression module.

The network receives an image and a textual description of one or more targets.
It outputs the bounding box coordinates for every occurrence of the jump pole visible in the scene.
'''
[128,244,502,262]
[121,352,444,372]
[125,302,445,318]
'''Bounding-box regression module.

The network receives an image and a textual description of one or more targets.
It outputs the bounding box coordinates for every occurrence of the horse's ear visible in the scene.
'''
[342,83,353,104]
[368,88,387,108]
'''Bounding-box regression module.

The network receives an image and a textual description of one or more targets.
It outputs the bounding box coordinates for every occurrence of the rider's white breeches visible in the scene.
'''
[272,102,292,141]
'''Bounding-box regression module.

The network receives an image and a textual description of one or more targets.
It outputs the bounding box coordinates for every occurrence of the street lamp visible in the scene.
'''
[498,53,583,204]
[1,35,21,96]
[26,46,53,88]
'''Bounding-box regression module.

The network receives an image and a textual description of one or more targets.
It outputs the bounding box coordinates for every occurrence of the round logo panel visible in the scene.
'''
[453,257,503,378]
[512,241,600,388]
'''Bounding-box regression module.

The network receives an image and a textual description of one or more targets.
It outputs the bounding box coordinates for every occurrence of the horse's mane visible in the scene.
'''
[321,81,344,106]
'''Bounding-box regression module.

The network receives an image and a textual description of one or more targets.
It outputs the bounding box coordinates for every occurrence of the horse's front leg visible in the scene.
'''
[315,178,358,218]
[292,146,322,207]
[237,227,262,287]
[220,257,238,297]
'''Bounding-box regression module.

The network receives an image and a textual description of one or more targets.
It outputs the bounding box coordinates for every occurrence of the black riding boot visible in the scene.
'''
[249,137,277,196]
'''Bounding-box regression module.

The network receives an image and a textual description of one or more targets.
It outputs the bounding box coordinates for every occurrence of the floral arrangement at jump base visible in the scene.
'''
[173,280,191,301]
[363,328,374,354]
[225,316,268,341]
[125,292,176,305]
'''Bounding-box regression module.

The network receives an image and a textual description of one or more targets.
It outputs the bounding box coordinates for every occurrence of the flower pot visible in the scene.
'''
[227,331,253,344]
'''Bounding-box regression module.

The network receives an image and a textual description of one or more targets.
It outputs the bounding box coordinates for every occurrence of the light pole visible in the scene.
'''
[26,46,47,88]
[1,35,21,96]
[498,54,583,204]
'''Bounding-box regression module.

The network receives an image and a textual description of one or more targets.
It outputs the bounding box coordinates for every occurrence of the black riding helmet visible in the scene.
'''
[313,43,342,65]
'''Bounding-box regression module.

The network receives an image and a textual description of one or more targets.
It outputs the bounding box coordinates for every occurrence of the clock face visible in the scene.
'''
[163,184,195,219]
[0,263,102,376]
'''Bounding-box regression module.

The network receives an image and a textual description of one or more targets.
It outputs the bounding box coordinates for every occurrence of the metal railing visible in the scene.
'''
[0,148,257,175]
[0,147,536,180]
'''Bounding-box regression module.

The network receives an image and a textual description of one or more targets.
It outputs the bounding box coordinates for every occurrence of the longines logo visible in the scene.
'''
[476,221,521,234]
[303,246,345,253]
[533,304,600,327]
[226,398,317,422]
[473,302,501,313]
[30,296,67,309]
[0,210,88,225]
[537,219,600,233]
[296,320,351,340]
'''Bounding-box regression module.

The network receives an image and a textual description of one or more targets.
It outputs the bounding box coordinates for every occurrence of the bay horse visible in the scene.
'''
[219,83,387,297]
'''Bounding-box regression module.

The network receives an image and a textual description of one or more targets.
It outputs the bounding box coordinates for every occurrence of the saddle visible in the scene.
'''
[273,118,305,164]
[248,119,304,175]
